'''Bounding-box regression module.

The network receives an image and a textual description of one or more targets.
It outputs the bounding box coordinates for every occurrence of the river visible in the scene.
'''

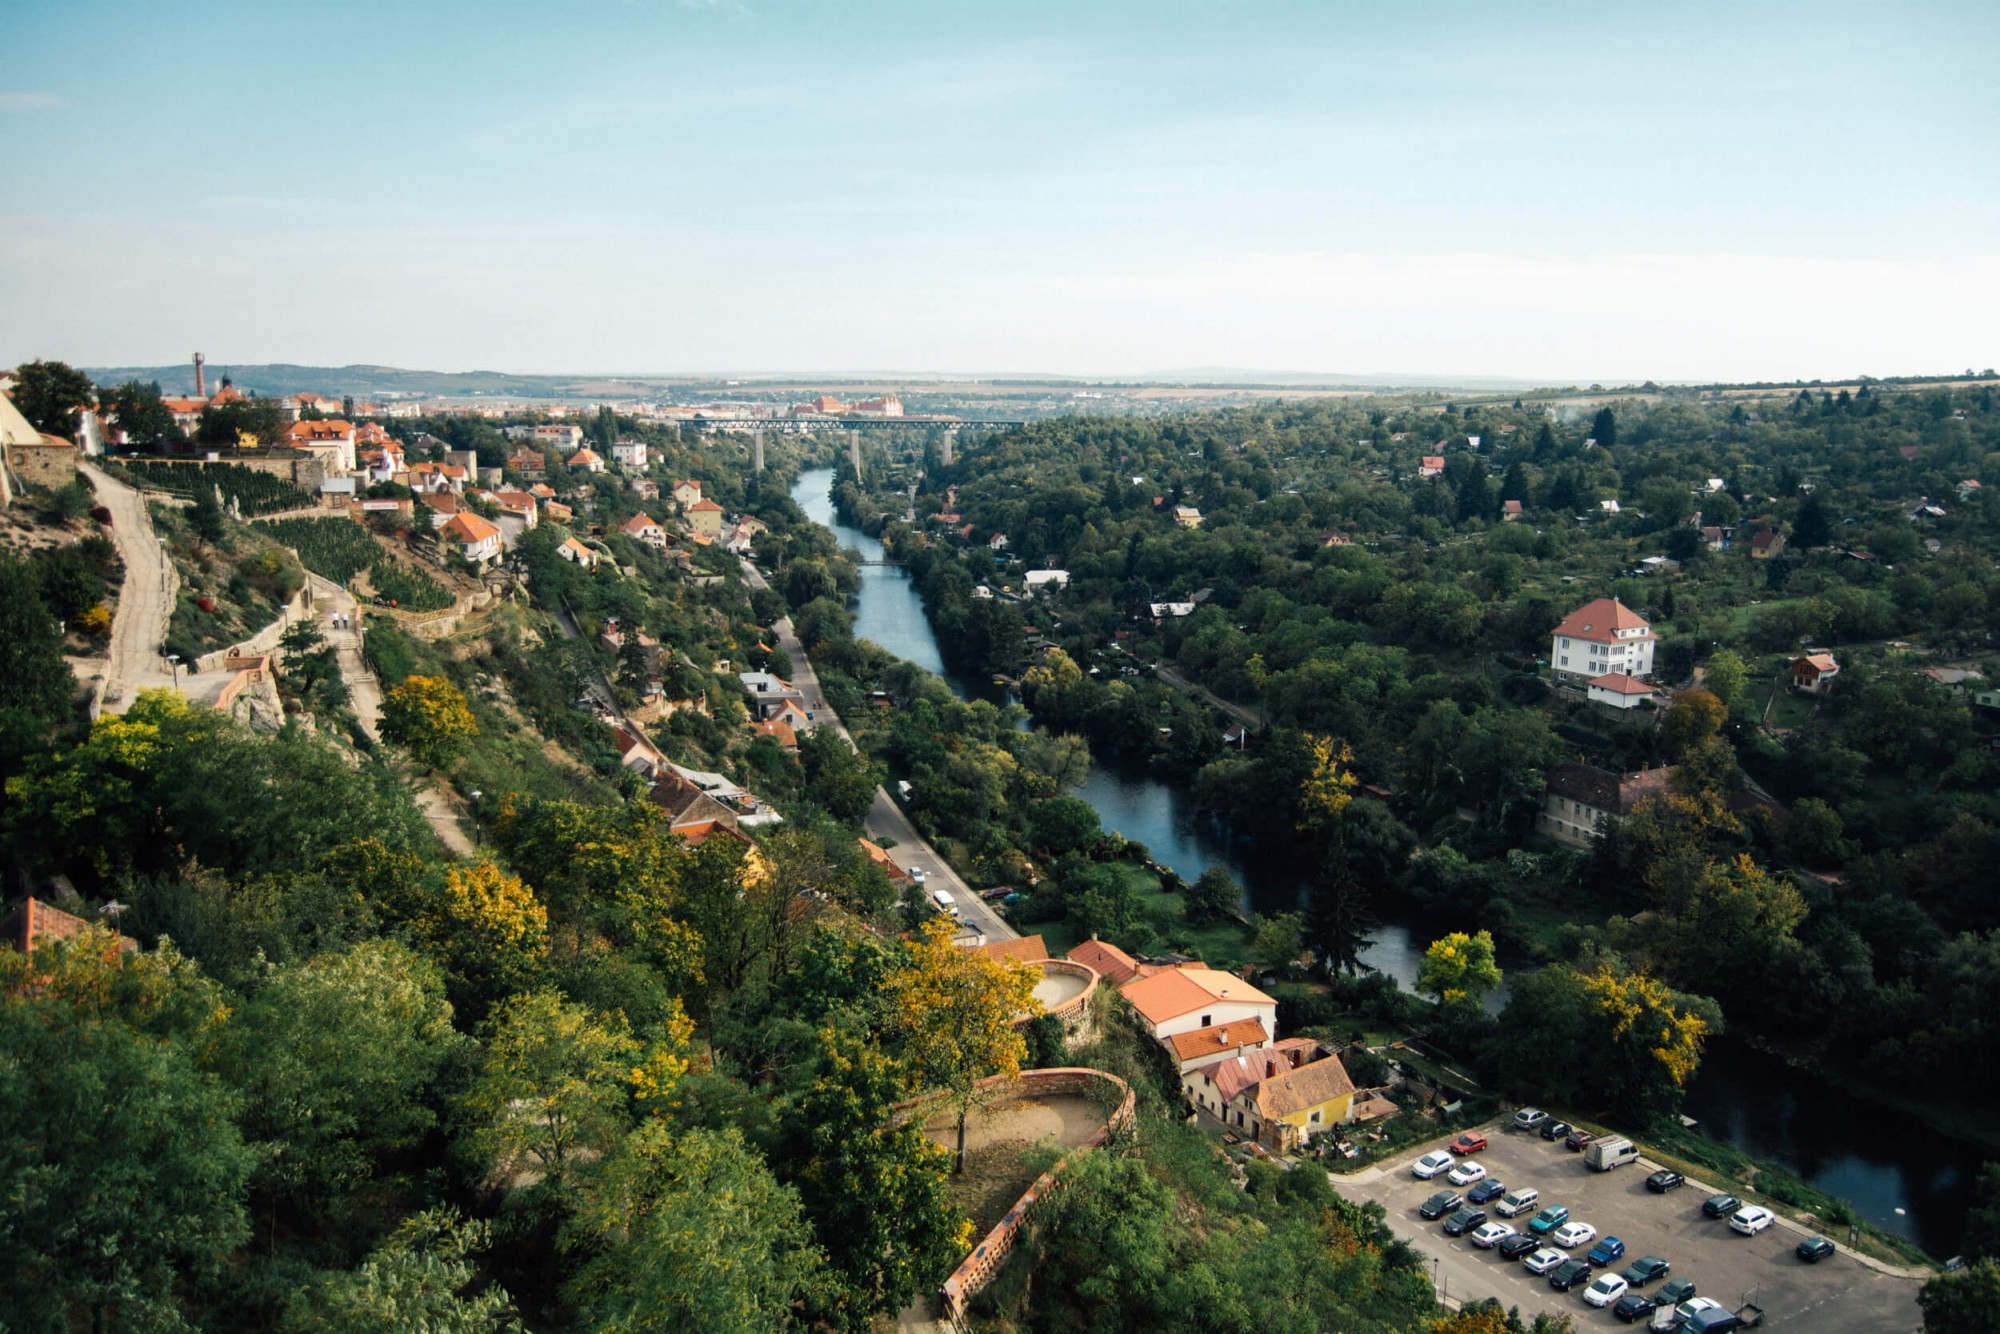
[792,466,1970,1255]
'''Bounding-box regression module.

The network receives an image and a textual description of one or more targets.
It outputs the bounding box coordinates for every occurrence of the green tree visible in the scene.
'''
[281,1209,522,1334]
[1590,405,1618,449]
[9,358,94,437]
[1658,688,1727,760]
[188,482,227,549]
[1703,649,1749,710]
[1918,1258,2000,1334]
[1184,866,1239,925]
[565,1123,825,1332]
[379,674,478,766]
[106,380,182,452]
[1419,929,1504,1008]
[460,990,640,1198]
[1029,793,1102,856]
[1252,911,1306,973]
[0,553,80,752]
[1793,491,1832,551]
[781,1030,970,1328]
[797,727,879,826]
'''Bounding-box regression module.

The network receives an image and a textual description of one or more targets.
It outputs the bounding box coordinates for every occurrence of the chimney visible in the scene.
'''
[1265,1059,1276,1079]
[1289,1049,1303,1069]
[1217,1028,1227,1044]
[193,352,205,398]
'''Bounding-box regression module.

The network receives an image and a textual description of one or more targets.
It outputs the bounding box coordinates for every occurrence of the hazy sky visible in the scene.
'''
[3,0,1996,382]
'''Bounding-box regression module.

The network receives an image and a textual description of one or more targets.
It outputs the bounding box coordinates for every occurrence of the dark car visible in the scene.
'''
[1467,1178,1507,1205]
[1541,1119,1572,1141]
[1702,1193,1743,1219]
[1498,1232,1542,1260]
[1647,1169,1686,1193]
[1443,1208,1489,1237]
[1797,1236,1838,1263]
[1420,1190,1464,1220]
[1658,1278,1698,1306]
[1565,1127,1597,1151]
[1613,1292,1661,1323]
[1622,1255,1672,1286]
[1587,1236,1627,1266]
[1549,1258,1594,1291]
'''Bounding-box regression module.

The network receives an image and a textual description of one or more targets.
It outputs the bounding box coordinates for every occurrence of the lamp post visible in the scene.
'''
[166,653,180,687]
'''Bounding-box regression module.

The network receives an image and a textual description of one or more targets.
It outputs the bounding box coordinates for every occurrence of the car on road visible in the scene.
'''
[1467,1178,1506,1205]
[1729,1204,1775,1235]
[1412,1151,1455,1179]
[1514,1108,1550,1132]
[1549,1258,1594,1291]
[1523,1246,1568,1275]
[1447,1160,1488,1186]
[1528,1203,1571,1235]
[1442,1208,1488,1237]
[1587,1236,1627,1266]
[1551,1221,1598,1249]
[1541,1119,1573,1141]
[1497,1232,1542,1260]
[1614,1291,1662,1323]
[1450,1132,1489,1155]
[1420,1190,1463,1220]
[1647,1169,1686,1193]
[1622,1255,1672,1286]
[908,866,927,883]
[1585,1273,1632,1308]
[1796,1236,1837,1263]
[1701,1193,1743,1219]
[1565,1127,1598,1151]
[1470,1221,1516,1248]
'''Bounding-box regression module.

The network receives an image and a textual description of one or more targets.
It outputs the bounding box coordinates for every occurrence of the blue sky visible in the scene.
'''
[3,0,1995,381]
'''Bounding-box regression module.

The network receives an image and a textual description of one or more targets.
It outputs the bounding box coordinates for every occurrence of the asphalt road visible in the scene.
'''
[81,461,183,712]
[1334,1122,1925,1331]
[741,556,1016,942]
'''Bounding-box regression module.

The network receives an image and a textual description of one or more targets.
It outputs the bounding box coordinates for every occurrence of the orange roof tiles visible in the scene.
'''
[1167,1017,1270,1064]
[1552,597,1652,644]
[1586,671,1654,695]
[1067,937,1140,985]
[442,512,499,543]
[1118,966,1275,1025]
[976,935,1049,965]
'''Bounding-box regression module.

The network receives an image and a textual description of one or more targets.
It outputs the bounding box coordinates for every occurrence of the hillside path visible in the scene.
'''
[80,460,182,713]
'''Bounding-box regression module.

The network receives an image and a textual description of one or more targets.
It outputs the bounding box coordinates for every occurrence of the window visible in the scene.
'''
[1310,1110,1322,1124]
[1200,1014,1212,1027]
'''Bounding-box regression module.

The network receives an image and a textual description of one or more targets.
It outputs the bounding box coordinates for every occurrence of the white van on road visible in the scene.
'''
[930,887,958,917]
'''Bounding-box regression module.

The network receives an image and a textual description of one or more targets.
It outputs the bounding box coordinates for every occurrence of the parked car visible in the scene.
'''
[908,866,928,883]
[1701,1193,1743,1219]
[1420,1190,1463,1220]
[1552,1221,1598,1249]
[1470,1221,1517,1248]
[1586,1273,1632,1308]
[1528,1203,1571,1235]
[1622,1255,1672,1286]
[1565,1127,1598,1151]
[1447,1160,1488,1187]
[1412,1150,1456,1179]
[1588,1236,1628,1266]
[1647,1169,1687,1193]
[1730,1205,1775,1236]
[1467,1178,1507,1205]
[1443,1208,1488,1237]
[1498,1232,1542,1260]
[1495,1186,1540,1218]
[1523,1246,1568,1275]
[1796,1236,1837,1263]
[1514,1108,1550,1132]
[1654,1297,1726,1331]
[1541,1120,1573,1141]
[1450,1132,1489,1155]
[1614,1291,1662,1323]
[1550,1258,1594,1291]
[1657,1278,1698,1307]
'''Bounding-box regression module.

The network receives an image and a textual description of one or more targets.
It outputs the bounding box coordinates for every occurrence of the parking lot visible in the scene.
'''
[1332,1121,1924,1331]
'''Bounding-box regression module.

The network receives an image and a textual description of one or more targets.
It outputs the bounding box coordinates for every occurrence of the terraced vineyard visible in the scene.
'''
[122,460,311,516]
[367,558,454,611]
[252,517,382,583]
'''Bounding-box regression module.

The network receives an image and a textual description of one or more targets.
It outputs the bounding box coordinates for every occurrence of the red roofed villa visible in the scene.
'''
[1550,597,1654,682]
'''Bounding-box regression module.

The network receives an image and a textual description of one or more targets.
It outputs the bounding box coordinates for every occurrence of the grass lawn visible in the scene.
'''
[1011,858,1259,967]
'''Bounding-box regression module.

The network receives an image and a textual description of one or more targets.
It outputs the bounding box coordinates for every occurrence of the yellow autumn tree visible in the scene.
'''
[883,917,1039,1174]
[1418,929,1504,1008]
[1297,734,1358,833]
[1577,965,1712,1094]
[379,675,477,767]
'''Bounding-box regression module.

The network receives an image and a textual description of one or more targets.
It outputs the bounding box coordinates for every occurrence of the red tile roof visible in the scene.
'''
[1167,1017,1270,1064]
[1119,966,1276,1026]
[1586,671,1654,695]
[1067,937,1140,984]
[442,512,499,544]
[1551,597,1652,644]
[976,935,1049,965]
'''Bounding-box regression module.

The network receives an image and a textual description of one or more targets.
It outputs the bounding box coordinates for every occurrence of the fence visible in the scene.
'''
[191,587,312,674]
[933,1067,1135,1323]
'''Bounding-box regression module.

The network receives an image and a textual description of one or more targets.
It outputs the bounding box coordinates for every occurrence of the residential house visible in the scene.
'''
[1537,762,1676,850]
[1585,672,1656,710]
[532,424,583,452]
[1750,530,1786,559]
[1956,479,1983,502]
[6,430,77,490]
[630,478,660,501]
[287,419,357,471]
[492,490,539,529]
[1066,937,1140,985]
[738,670,806,720]
[418,491,462,528]
[1419,455,1446,479]
[621,512,667,547]
[1599,499,1622,515]
[851,396,903,417]
[855,838,911,884]
[440,511,501,566]
[612,439,649,469]
[1118,966,1279,1043]
[508,447,547,477]
[647,767,740,835]
[672,479,704,508]
[686,497,725,541]
[1791,653,1840,694]
[1167,1017,1272,1077]
[1549,597,1655,682]
[544,501,574,524]
[750,718,798,749]
[569,447,606,474]
[1024,569,1070,593]
[1210,1045,1357,1151]
[989,532,1009,551]
[1173,505,1203,528]
[556,536,600,568]
[1701,526,1730,551]
[1149,601,1196,622]
[1502,499,1524,520]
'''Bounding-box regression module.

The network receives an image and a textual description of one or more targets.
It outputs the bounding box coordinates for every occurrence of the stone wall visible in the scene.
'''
[935,1067,1135,1323]
[192,587,312,674]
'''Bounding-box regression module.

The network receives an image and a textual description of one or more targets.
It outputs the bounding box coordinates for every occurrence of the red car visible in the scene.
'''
[1565,1128,1597,1152]
[1448,1132,1489,1156]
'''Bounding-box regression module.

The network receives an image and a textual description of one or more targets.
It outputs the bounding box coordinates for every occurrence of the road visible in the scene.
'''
[81,461,183,713]
[741,556,1016,942]
[1152,662,1262,733]
[311,575,477,858]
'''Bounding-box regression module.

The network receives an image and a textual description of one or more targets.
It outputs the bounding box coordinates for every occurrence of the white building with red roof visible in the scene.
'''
[621,512,666,547]
[1118,965,1277,1043]
[1585,671,1656,710]
[440,511,501,565]
[1550,597,1654,682]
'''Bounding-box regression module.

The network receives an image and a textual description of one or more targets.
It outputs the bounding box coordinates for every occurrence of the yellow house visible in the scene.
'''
[1215,1046,1356,1152]
[686,498,725,541]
